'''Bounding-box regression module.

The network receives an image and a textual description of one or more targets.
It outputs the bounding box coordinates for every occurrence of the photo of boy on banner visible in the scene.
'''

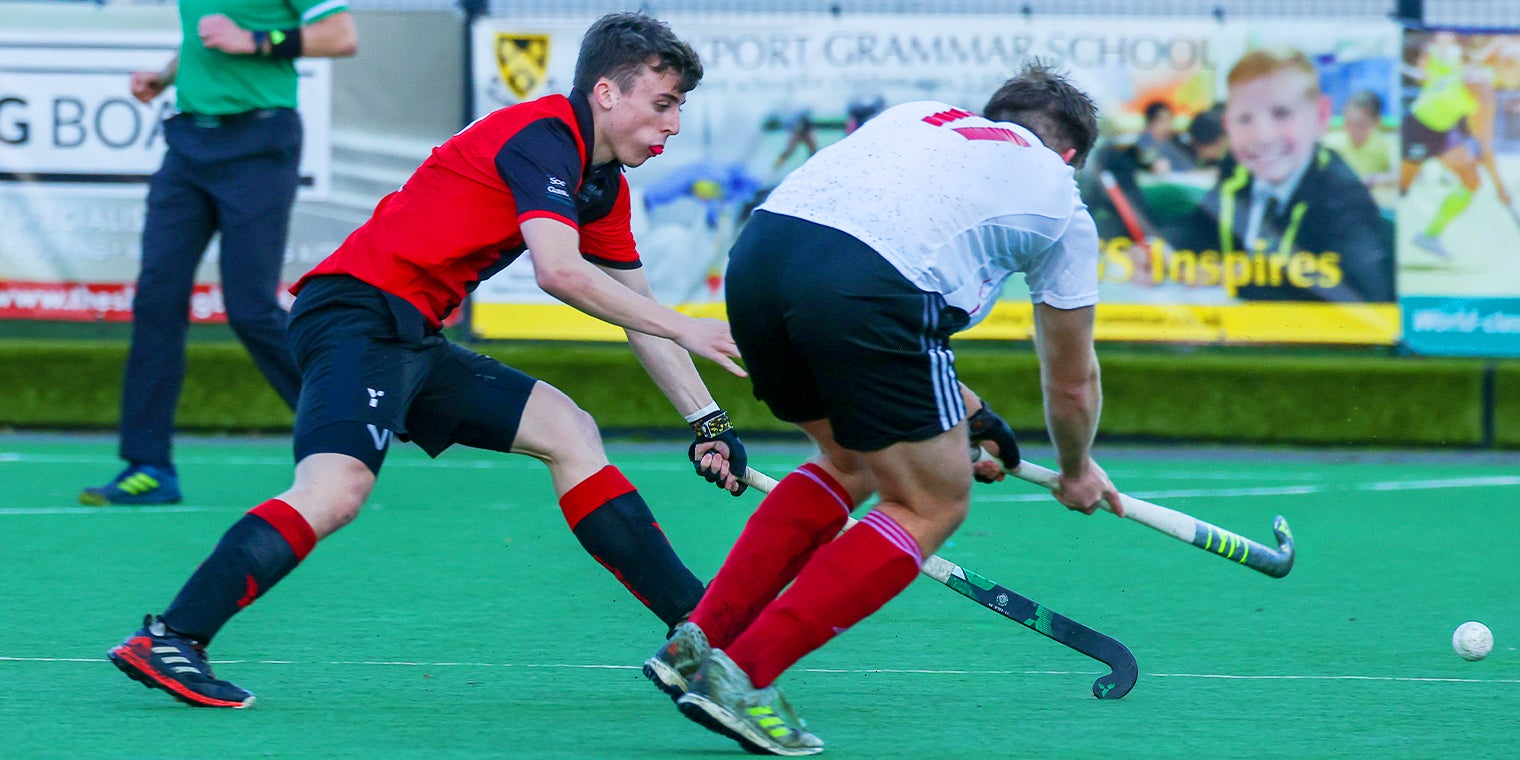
[1162,47,1396,303]
[466,15,1410,343]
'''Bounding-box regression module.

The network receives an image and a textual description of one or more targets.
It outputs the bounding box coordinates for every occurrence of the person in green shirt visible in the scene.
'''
[80,1,357,506]
[1400,32,1515,259]
[1323,89,1397,204]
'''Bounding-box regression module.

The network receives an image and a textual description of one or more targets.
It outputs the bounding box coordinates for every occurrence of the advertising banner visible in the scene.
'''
[0,27,334,323]
[468,13,1404,344]
[1396,30,1520,357]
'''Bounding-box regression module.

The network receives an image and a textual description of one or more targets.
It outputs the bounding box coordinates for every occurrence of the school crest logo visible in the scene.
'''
[495,33,550,100]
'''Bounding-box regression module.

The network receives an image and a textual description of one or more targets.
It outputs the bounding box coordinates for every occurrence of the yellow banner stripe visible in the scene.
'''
[470,301,1399,345]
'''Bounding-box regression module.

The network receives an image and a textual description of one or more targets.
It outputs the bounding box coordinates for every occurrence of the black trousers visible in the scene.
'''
[118,109,304,467]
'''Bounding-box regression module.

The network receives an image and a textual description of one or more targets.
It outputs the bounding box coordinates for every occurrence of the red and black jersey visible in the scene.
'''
[294,89,638,328]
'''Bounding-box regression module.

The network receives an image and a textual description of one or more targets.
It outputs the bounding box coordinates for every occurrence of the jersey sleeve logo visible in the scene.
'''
[546,174,571,200]
[495,33,551,99]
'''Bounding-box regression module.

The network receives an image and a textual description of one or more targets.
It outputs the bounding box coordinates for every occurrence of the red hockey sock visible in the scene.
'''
[725,509,922,688]
[690,463,853,648]
[558,465,637,529]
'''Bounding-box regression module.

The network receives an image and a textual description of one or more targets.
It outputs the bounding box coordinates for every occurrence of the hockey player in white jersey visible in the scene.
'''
[647,61,1122,756]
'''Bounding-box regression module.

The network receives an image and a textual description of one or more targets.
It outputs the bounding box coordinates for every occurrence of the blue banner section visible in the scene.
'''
[1402,297,1520,356]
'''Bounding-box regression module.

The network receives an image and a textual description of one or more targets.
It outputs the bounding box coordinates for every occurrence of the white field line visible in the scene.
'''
[17,450,1502,491]
[1363,476,1520,491]
[0,506,212,516]
[4,449,1511,490]
[2,451,1515,516]
[0,451,1328,480]
[0,452,522,469]
[3,655,1515,686]
[0,485,1513,516]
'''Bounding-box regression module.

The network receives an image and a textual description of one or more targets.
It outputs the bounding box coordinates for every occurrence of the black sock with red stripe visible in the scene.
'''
[160,499,316,644]
[560,466,704,630]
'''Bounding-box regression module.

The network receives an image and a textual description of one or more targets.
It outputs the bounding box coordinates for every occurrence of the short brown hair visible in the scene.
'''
[1226,48,1320,100]
[982,60,1099,168]
[573,12,703,94]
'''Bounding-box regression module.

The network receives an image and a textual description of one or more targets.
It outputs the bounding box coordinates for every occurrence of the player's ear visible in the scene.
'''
[1059,147,1077,165]
[593,77,618,109]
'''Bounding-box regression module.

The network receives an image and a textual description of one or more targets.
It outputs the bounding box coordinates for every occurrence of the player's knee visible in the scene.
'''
[813,456,872,502]
[553,405,606,464]
[286,456,375,534]
[518,384,608,468]
[920,493,970,535]
[324,475,372,529]
[942,497,970,531]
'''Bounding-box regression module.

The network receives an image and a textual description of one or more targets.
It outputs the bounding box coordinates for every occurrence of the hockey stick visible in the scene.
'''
[1098,170,1153,245]
[738,466,1137,699]
[974,450,1296,579]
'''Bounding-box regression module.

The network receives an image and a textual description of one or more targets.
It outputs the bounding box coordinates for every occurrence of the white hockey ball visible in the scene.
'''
[1452,621,1493,661]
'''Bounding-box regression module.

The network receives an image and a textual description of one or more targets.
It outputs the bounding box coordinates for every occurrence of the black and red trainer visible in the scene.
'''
[108,615,255,708]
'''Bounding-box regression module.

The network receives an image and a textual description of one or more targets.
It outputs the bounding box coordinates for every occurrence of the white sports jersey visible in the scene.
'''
[758,100,1100,326]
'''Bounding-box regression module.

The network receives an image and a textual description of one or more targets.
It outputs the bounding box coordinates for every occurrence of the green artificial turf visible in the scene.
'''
[2,435,1516,759]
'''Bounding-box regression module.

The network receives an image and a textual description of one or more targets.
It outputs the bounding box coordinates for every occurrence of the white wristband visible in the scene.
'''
[683,401,721,423]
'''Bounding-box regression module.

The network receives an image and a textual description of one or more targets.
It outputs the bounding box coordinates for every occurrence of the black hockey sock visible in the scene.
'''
[160,499,316,643]
[559,466,705,629]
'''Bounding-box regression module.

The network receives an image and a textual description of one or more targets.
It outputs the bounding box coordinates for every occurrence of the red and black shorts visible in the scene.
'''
[725,210,969,452]
[287,275,538,473]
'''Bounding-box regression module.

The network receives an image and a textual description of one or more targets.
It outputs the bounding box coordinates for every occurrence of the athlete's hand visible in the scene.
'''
[967,402,1020,483]
[1053,458,1122,517]
[130,71,169,104]
[688,410,748,496]
[197,14,257,55]
[675,316,747,378]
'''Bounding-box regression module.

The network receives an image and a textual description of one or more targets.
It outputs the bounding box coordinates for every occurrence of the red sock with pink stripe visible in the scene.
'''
[725,509,923,687]
[690,463,854,648]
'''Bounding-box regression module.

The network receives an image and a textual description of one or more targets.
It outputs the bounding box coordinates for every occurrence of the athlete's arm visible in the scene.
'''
[1032,302,1118,514]
[603,264,747,494]
[196,10,357,59]
[293,11,358,58]
[602,264,721,414]
[523,218,744,377]
[130,56,177,104]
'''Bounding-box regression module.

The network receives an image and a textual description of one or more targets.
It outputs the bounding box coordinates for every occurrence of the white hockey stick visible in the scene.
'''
[973,449,1295,578]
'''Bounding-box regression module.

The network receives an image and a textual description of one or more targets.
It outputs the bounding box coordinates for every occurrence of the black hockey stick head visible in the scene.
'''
[1025,595,1138,699]
[942,563,1138,699]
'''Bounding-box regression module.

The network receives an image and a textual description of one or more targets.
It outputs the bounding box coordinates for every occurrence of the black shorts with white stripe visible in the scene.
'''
[287,275,538,474]
[725,210,969,452]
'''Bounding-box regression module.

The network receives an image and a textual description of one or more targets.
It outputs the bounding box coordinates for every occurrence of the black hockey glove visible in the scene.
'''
[688,409,748,496]
[967,402,1020,483]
